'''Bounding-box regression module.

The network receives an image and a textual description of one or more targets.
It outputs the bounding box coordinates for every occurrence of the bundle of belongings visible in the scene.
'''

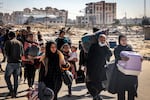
[117,51,143,76]
[61,63,73,86]
[27,82,54,100]
[27,44,40,57]
[81,30,106,53]
[75,69,85,84]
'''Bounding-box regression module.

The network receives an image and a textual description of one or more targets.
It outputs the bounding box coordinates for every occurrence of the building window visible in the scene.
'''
[106,7,108,11]
[97,7,99,11]
[109,7,111,11]
[100,7,102,11]
[89,9,92,14]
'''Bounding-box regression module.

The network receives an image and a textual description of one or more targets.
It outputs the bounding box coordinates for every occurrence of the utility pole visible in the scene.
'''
[65,11,68,27]
[0,0,3,25]
[125,12,128,32]
[45,10,48,30]
[125,12,127,25]
[102,1,105,25]
[144,0,146,18]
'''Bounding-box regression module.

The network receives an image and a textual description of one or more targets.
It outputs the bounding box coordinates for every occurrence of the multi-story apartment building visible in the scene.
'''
[76,1,116,26]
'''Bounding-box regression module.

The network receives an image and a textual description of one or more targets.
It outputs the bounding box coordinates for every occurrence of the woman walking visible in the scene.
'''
[39,41,66,100]
[114,35,138,100]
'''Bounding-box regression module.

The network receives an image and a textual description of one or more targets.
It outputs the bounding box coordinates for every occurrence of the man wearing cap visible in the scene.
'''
[86,34,112,100]
[4,31,24,98]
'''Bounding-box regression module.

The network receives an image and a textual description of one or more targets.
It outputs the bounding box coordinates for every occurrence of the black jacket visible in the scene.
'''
[86,43,112,82]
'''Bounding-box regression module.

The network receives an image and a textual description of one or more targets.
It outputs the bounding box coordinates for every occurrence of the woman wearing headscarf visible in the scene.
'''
[114,35,138,100]
[39,41,66,100]
[86,34,112,100]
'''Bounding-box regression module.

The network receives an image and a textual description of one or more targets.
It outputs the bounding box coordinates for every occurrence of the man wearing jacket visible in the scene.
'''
[4,31,24,98]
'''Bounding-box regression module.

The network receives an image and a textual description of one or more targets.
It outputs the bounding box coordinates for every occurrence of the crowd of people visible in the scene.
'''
[0,26,139,100]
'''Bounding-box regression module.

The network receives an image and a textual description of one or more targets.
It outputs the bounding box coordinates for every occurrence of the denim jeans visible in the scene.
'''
[5,63,21,93]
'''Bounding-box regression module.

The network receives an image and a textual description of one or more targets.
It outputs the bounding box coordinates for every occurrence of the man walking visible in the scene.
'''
[4,31,24,98]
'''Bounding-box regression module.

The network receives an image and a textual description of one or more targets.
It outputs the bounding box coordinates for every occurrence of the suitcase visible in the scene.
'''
[117,51,142,76]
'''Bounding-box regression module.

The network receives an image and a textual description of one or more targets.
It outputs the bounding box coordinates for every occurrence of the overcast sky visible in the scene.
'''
[1,0,150,19]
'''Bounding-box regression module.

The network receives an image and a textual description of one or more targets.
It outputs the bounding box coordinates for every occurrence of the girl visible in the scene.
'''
[61,43,73,97]
[114,35,138,100]
[39,41,66,100]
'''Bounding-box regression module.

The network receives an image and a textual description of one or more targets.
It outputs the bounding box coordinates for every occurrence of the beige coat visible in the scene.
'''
[40,50,65,76]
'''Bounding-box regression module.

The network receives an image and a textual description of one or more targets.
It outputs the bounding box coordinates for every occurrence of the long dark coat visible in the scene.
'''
[86,43,112,82]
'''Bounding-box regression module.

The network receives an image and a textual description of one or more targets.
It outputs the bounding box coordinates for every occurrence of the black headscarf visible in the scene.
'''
[45,41,57,57]
[114,35,132,63]
[118,34,127,45]
[45,41,60,72]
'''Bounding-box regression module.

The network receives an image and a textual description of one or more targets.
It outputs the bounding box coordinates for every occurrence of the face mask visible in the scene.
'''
[99,42,106,47]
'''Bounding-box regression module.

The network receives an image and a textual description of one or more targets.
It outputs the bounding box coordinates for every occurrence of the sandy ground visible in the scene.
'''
[0,27,150,100]
[0,61,150,100]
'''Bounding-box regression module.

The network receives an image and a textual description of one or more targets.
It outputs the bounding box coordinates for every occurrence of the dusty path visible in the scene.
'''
[0,61,149,100]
